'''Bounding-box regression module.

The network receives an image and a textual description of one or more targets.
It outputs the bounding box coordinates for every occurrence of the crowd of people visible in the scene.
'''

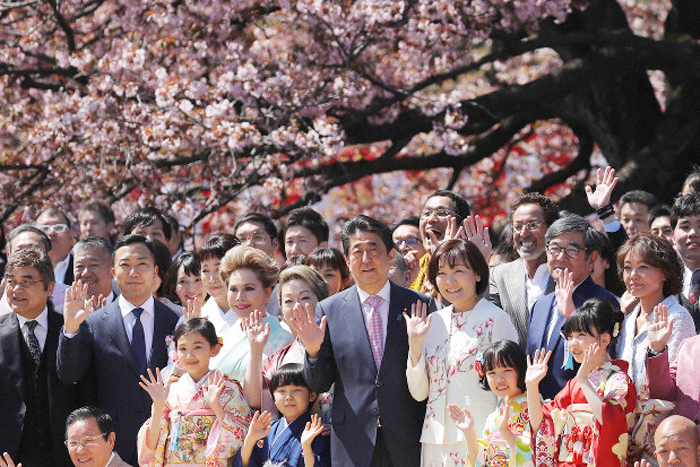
[2,165,700,467]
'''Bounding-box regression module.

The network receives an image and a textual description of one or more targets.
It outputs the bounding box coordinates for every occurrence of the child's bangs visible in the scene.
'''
[562,311,596,338]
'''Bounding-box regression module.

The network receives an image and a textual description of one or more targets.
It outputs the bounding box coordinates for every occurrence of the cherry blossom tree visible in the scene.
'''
[1,0,698,235]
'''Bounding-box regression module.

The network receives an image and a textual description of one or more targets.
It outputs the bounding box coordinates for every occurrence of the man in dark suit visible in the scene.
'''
[289,215,436,467]
[0,248,80,467]
[57,235,180,466]
[670,194,700,332]
[35,207,75,286]
[526,215,619,400]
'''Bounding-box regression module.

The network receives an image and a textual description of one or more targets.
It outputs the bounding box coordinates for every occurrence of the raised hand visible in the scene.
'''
[462,215,492,261]
[139,368,170,407]
[585,166,619,211]
[448,404,475,434]
[288,302,326,358]
[0,452,21,467]
[554,269,575,318]
[619,290,640,315]
[183,298,202,321]
[63,280,96,334]
[404,300,432,346]
[633,460,652,467]
[426,215,458,253]
[497,395,517,449]
[525,348,552,388]
[246,309,270,353]
[203,370,226,410]
[647,303,674,352]
[577,342,603,381]
[246,410,273,443]
[301,414,324,448]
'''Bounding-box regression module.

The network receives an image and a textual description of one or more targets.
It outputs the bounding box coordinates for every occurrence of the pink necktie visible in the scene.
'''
[366,295,384,370]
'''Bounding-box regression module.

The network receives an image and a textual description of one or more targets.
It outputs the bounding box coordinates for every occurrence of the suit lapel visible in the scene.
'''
[380,283,408,377]
[105,303,140,375]
[343,286,379,374]
[510,260,528,317]
[0,314,25,403]
[150,302,170,370]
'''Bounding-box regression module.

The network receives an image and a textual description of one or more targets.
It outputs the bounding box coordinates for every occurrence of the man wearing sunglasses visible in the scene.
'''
[525,215,619,399]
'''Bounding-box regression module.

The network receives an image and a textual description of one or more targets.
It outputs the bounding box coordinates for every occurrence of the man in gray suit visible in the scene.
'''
[489,193,559,347]
[65,406,132,467]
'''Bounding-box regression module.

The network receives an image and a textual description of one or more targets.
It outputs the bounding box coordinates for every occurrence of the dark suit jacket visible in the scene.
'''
[489,258,555,349]
[57,299,180,466]
[677,293,700,334]
[304,282,436,467]
[0,307,80,467]
[526,275,619,400]
[63,253,74,286]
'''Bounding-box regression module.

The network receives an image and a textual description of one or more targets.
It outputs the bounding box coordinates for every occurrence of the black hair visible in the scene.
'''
[113,234,156,264]
[341,215,393,257]
[65,406,113,441]
[426,190,471,222]
[36,207,72,228]
[478,340,527,392]
[7,225,52,253]
[619,190,657,210]
[649,204,671,225]
[173,317,219,347]
[391,215,420,232]
[268,363,311,399]
[427,239,489,296]
[198,233,240,262]
[670,193,700,229]
[588,229,625,296]
[150,239,172,297]
[165,252,202,305]
[280,207,329,259]
[509,192,560,227]
[305,247,351,283]
[562,298,624,348]
[122,207,172,241]
[234,212,279,240]
[163,213,183,248]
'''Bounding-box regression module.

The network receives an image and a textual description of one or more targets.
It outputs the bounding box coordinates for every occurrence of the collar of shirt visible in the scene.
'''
[105,291,116,304]
[53,253,71,284]
[16,306,49,331]
[107,452,115,466]
[118,294,155,319]
[526,263,550,310]
[684,266,693,299]
[357,280,391,305]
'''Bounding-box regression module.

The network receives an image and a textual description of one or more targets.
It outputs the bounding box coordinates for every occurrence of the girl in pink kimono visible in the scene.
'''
[138,318,251,466]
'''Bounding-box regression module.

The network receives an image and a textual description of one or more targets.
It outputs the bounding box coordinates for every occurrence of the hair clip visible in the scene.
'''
[218,336,224,346]
[612,322,620,338]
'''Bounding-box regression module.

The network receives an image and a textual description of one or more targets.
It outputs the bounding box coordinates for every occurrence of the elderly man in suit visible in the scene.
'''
[57,235,180,466]
[289,215,437,467]
[65,406,132,467]
[0,248,80,467]
[489,193,559,347]
[526,215,619,400]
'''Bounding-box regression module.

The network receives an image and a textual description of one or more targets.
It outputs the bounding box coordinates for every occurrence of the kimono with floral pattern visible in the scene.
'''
[137,372,252,467]
[476,393,534,467]
[533,360,636,467]
[406,300,518,466]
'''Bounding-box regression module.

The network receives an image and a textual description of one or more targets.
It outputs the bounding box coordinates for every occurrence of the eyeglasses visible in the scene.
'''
[420,207,455,219]
[394,237,420,248]
[5,277,44,289]
[37,223,69,234]
[64,433,108,449]
[237,233,270,244]
[512,221,544,232]
[546,244,586,258]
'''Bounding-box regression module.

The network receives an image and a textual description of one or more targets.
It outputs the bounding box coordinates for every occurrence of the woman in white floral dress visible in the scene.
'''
[406,239,518,467]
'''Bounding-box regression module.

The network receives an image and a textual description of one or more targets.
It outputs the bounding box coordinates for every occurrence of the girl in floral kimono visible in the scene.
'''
[138,318,251,467]
[526,298,636,467]
[449,339,535,467]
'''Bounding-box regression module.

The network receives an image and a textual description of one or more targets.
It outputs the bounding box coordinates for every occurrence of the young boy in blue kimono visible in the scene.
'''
[235,363,330,467]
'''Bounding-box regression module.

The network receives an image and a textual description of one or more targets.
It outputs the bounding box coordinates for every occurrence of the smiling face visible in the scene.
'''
[200,256,226,302]
[392,224,426,261]
[74,247,113,299]
[546,231,596,285]
[419,196,457,251]
[112,243,158,306]
[280,278,320,325]
[674,214,700,271]
[485,365,522,400]
[566,329,604,364]
[622,250,665,303]
[511,203,547,262]
[226,267,272,319]
[273,383,317,424]
[435,257,480,312]
[66,418,115,467]
[175,265,206,307]
[347,231,393,295]
[620,202,650,236]
[6,266,53,319]
[176,331,220,381]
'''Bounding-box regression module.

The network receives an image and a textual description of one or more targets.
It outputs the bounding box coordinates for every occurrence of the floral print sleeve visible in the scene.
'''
[477,393,534,467]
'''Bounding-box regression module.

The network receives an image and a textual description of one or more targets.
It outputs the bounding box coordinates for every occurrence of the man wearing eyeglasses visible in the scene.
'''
[35,208,76,286]
[0,248,80,467]
[391,216,426,287]
[525,215,619,400]
[64,406,131,467]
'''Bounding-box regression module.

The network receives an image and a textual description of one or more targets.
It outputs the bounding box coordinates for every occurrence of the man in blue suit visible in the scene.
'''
[57,235,180,466]
[289,215,436,467]
[526,215,619,400]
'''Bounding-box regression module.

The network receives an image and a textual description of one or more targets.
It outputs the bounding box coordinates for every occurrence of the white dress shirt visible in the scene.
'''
[16,306,49,352]
[357,280,391,347]
[53,253,71,285]
[526,263,550,311]
[119,295,155,364]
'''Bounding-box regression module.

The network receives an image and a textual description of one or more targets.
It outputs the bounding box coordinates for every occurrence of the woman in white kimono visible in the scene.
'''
[406,239,518,467]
